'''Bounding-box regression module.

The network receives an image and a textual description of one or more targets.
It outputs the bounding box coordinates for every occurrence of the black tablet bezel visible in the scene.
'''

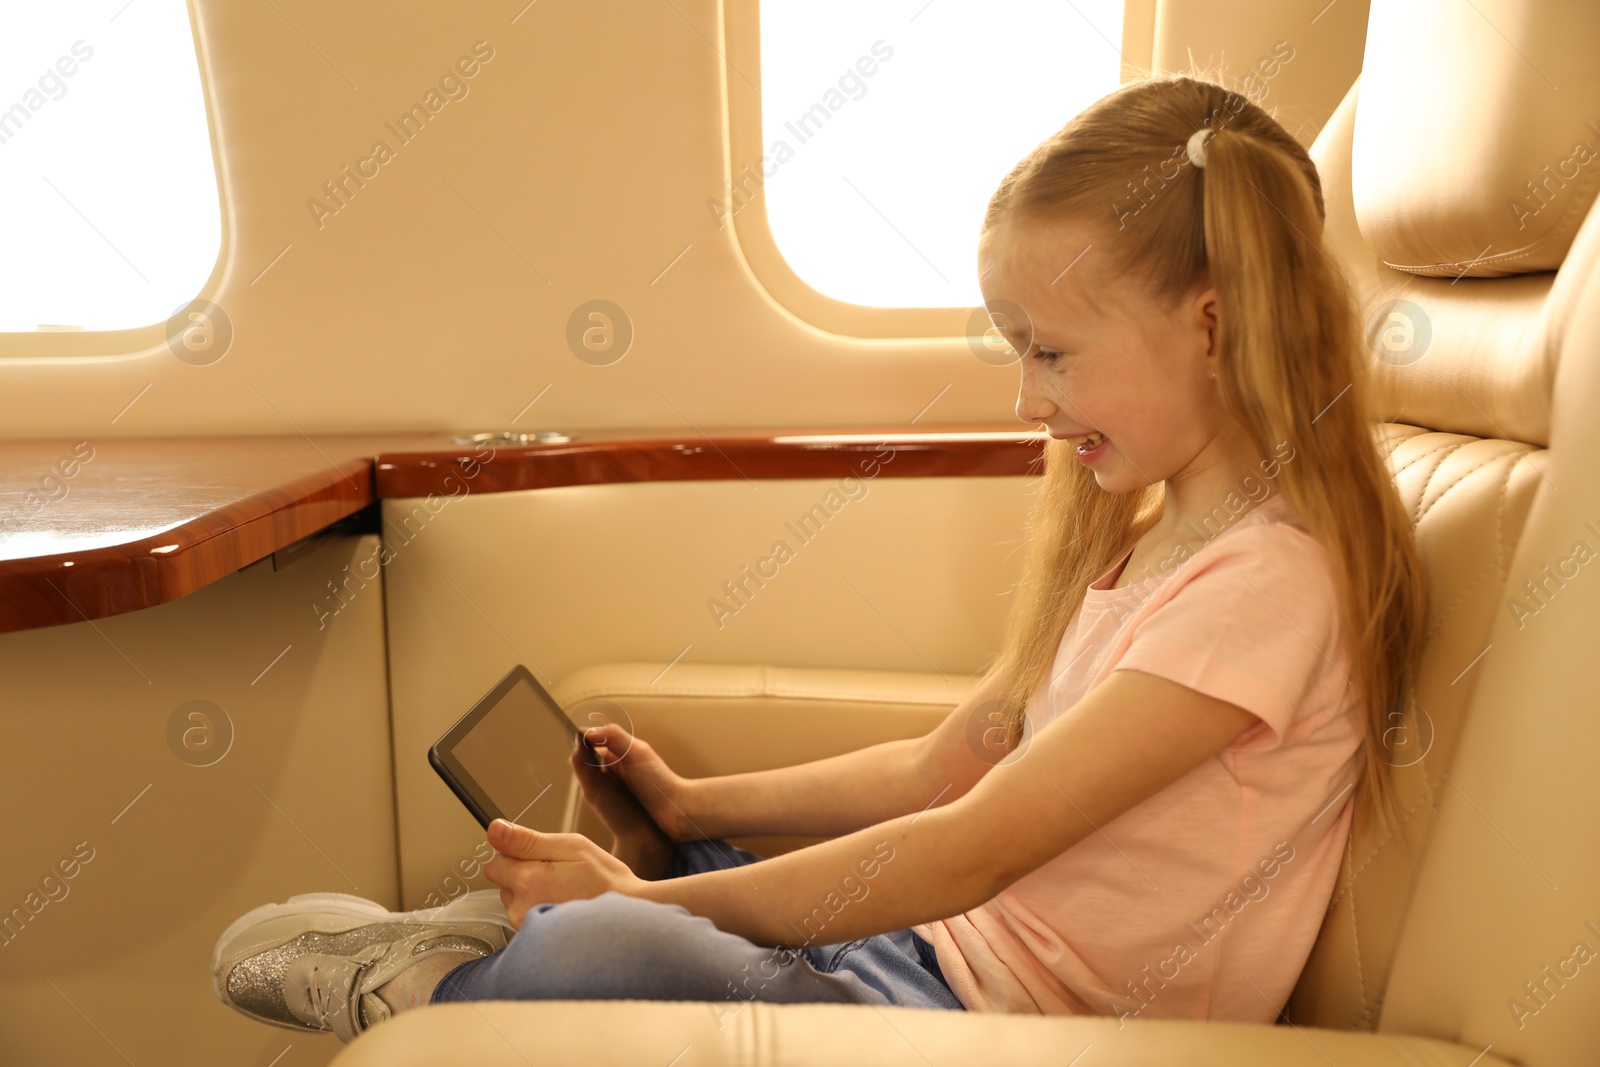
[428,663,587,831]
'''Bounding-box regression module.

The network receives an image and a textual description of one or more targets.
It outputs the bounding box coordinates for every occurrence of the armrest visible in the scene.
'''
[551,661,979,855]
[330,1000,1516,1066]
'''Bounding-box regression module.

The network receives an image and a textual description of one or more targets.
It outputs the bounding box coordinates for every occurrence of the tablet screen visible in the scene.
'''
[448,671,582,832]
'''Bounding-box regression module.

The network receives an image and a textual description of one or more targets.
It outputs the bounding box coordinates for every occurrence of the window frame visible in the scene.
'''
[0,0,228,361]
[725,0,1156,339]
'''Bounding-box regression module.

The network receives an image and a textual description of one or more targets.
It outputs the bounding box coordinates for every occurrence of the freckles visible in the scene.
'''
[1044,382,1079,412]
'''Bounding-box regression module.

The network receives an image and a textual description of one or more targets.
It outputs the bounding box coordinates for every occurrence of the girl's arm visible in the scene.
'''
[630,667,1015,841]
[598,668,1011,844]
[635,667,1260,946]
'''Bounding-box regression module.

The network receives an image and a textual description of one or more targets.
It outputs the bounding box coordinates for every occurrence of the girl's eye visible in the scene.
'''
[1033,348,1062,363]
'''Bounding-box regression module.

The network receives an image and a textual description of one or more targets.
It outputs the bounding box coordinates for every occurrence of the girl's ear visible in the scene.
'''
[1187,283,1220,358]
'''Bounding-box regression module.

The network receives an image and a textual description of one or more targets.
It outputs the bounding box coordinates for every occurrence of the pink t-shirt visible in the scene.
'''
[912,493,1364,1022]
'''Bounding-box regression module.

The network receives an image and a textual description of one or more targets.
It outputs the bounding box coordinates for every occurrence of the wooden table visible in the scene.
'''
[0,427,1045,632]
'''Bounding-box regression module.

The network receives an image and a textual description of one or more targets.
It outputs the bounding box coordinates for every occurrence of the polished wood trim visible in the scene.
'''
[373,426,1047,497]
[0,426,1046,633]
[0,436,391,634]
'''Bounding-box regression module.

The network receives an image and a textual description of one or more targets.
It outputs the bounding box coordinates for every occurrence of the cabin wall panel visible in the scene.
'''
[0,534,395,1067]
[1151,0,1371,145]
[0,0,1368,440]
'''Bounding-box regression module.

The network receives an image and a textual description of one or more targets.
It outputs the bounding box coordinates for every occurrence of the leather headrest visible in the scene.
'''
[1352,0,1600,278]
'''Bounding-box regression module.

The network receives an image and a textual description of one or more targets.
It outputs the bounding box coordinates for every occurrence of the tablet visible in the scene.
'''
[429,663,620,833]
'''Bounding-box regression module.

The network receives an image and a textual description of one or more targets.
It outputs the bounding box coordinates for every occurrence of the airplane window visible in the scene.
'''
[0,2,220,333]
[758,0,1124,309]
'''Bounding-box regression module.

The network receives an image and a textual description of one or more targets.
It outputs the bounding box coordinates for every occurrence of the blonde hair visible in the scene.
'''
[978,74,1427,843]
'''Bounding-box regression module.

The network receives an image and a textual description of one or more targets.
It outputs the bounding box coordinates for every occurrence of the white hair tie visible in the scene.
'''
[1186,127,1216,168]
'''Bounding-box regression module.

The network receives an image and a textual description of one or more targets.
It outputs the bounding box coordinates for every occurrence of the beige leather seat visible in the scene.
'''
[332,0,1600,1061]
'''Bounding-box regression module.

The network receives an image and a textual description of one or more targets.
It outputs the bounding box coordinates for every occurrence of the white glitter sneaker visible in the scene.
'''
[211,890,514,1044]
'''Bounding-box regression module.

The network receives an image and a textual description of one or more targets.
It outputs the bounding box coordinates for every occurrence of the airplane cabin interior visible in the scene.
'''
[2,0,1598,1064]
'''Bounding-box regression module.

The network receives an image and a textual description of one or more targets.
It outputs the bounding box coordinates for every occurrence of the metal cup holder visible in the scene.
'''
[448,430,576,446]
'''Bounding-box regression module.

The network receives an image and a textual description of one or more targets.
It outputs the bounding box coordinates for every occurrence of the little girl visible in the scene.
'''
[211,73,1426,1040]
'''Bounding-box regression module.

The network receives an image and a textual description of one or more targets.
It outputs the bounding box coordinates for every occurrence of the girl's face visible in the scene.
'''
[981,217,1229,497]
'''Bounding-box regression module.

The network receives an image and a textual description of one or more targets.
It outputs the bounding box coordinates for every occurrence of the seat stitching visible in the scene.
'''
[1344,827,1371,1029]
[1420,558,1500,646]
[1389,444,1457,489]
[1378,420,1429,446]
[1407,441,1469,525]
[1390,435,1459,472]
[1408,446,1529,651]
[1342,787,1442,1030]
[557,683,968,707]
[1328,789,1437,906]
[1413,446,1519,525]
[1405,447,1453,526]
[1371,984,1389,1028]
[1496,457,1510,585]
[1381,145,1600,275]
[1494,449,1543,586]
[1416,740,1444,814]
[1389,438,1460,486]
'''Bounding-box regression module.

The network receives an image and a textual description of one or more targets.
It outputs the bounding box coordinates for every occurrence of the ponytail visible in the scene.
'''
[1194,114,1426,851]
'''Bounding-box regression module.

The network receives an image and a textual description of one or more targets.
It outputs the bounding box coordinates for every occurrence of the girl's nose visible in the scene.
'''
[1016,387,1057,425]
[1016,365,1057,424]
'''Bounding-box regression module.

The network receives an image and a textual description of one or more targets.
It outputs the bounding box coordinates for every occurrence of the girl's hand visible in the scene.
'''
[569,739,676,880]
[482,818,643,930]
[578,722,700,842]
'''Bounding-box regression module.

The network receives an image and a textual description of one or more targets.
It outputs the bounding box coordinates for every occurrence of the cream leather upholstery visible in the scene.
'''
[333,0,1599,1062]
[326,1001,1515,1065]
[551,662,977,859]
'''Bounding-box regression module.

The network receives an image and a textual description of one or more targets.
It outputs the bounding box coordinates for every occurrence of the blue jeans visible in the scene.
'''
[430,839,965,1013]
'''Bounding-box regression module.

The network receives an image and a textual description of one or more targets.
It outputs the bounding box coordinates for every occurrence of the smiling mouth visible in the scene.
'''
[1073,431,1108,454]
